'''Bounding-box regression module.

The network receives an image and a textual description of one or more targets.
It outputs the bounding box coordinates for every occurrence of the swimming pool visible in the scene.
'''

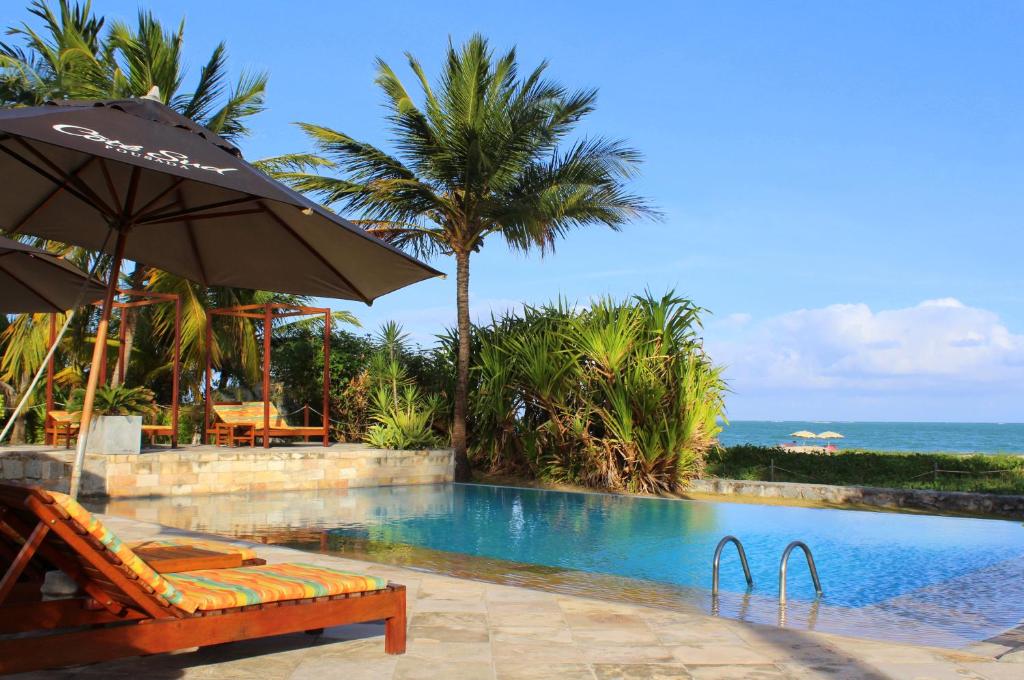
[93,483,1024,648]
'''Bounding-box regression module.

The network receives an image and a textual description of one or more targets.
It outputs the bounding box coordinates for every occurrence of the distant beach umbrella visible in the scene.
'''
[817,431,844,439]
[790,430,817,439]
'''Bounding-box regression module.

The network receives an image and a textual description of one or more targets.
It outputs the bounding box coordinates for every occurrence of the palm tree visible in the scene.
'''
[262,35,656,479]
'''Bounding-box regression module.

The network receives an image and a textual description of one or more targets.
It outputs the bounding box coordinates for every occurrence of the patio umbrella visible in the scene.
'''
[817,431,844,439]
[0,94,443,496]
[789,430,817,439]
[0,235,106,313]
[0,236,106,444]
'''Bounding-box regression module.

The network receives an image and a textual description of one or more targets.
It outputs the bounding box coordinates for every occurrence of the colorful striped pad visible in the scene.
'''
[128,537,259,562]
[166,562,388,611]
[213,401,290,428]
[48,491,188,610]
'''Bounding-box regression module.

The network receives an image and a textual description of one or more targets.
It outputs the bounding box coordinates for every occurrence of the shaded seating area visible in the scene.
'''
[0,482,406,674]
[41,289,183,448]
[210,401,326,447]
[205,303,332,448]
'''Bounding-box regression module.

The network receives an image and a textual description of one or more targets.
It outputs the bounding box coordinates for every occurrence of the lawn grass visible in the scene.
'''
[706,445,1024,495]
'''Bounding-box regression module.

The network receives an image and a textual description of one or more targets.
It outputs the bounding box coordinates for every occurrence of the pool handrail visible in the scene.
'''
[778,540,823,603]
[711,535,754,595]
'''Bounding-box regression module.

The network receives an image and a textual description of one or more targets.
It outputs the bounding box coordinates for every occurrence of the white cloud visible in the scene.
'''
[708,299,1024,399]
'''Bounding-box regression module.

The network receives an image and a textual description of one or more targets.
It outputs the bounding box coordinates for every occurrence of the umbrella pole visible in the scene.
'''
[0,311,75,445]
[69,231,127,499]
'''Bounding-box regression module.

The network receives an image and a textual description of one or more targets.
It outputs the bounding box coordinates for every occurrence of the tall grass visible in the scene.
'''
[469,292,727,493]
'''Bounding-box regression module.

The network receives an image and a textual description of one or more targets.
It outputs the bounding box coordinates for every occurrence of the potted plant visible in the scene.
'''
[68,385,157,455]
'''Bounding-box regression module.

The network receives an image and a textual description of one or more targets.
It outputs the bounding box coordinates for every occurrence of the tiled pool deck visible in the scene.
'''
[11,515,1023,680]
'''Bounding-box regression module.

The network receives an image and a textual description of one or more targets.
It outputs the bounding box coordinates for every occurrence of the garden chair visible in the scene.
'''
[44,410,80,448]
[0,482,406,674]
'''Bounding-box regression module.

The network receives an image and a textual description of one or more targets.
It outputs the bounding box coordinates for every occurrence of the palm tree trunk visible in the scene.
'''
[9,373,31,444]
[111,264,144,388]
[452,250,472,481]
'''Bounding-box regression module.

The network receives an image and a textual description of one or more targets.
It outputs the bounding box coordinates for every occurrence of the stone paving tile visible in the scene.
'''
[966,662,1024,680]
[409,612,492,643]
[393,657,496,679]
[870,663,990,679]
[494,662,595,680]
[684,664,789,679]
[774,661,888,679]
[592,663,693,679]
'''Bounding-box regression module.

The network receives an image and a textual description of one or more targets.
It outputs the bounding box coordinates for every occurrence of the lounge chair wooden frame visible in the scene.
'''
[205,303,331,448]
[42,289,182,448]
[0,484,406,674]
[43,409,79,448]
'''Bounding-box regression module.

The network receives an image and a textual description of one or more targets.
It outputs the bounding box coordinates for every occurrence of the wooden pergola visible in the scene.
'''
[44,289,182,447]
[204,303,331,448]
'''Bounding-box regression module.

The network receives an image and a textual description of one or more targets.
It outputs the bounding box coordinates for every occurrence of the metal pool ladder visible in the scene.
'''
[711,535,754,595]
[778,540,823,604]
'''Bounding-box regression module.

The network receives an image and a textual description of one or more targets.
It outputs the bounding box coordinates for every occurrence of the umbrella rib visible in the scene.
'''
[97,159,122,210]
[8,156,98,234]
[12,138,119,219]
[133,196,260,225]
[130,177,186,219]
[0,144,113,222]
[141,207,265,225]
[0,260,62,312]
[257,200,372,305]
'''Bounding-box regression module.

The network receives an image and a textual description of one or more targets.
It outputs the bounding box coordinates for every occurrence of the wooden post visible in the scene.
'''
[303,404,311,442]
[45,313,57,444]
[933,460,939,484]
[204,313,213,445]
[262,303,272,449]
[69,230,127,499]
[323,309,331,447]
[171,296,181,448]
[115,305,127,387]
[770,458,775,482]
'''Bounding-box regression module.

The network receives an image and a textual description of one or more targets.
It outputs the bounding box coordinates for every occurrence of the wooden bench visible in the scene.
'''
[209,401,327,446]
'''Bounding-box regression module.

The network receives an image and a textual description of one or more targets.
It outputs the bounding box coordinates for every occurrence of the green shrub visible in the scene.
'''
[68,385,158,417]
[468,291,726,493]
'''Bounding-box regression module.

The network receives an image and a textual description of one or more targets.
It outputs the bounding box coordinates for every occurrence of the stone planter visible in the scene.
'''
[84,415,142,455]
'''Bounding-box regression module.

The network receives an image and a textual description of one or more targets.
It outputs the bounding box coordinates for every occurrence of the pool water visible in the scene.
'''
[331,484,1023,607]
[93,483,1024,648]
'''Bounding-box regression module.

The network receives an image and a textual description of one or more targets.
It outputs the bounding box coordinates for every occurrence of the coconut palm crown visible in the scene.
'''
[263,35,657,480]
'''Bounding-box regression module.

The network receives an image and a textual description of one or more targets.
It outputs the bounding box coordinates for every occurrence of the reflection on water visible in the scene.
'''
[90,483,1024,649]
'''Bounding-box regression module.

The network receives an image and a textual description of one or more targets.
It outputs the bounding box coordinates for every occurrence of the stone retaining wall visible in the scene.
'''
[690,478,1024,518]
[0,444,454,498]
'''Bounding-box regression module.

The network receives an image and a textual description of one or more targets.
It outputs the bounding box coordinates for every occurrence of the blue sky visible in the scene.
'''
[10,1,1023,421]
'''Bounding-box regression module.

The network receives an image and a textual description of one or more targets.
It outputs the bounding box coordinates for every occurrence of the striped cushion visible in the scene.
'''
[127,537,259,562]
[166,563,388,611]
[214,401,290,428]
[48,492,190,611]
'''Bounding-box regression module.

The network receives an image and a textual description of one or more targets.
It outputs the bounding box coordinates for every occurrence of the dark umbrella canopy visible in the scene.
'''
[0,97,441,302]
[0,235,106,313]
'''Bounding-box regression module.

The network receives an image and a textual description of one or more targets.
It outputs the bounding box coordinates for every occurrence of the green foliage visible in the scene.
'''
[468,291,726,494]
[68,384,157,417]
[708,446,1024,495]
[363,324,443,450]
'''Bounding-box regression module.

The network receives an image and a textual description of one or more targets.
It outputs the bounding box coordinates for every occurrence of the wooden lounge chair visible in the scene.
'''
[44,410,80,448]
[209,401,327,446]
[0,483,406,674]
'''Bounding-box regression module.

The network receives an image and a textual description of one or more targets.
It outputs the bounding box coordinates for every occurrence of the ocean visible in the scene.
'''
[718,421,1024,455]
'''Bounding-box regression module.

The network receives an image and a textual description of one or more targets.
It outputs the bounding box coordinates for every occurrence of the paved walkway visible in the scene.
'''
[12,516,1024,680]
